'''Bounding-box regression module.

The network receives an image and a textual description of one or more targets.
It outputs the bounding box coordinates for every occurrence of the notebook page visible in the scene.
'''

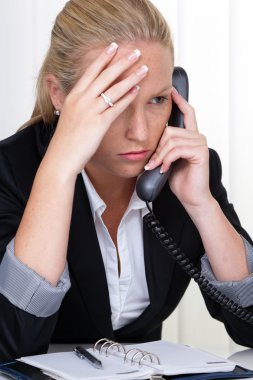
[122,340,236,375]
[19,351,153,380]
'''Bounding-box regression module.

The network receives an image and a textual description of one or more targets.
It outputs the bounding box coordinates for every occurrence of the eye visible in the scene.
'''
[148,96,169,105]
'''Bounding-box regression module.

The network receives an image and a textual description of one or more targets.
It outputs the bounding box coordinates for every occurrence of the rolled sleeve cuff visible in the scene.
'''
[201,236,253,308]
[0,238,71,317]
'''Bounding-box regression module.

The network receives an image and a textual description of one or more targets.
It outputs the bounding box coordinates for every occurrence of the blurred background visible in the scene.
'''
[1,0,253,357]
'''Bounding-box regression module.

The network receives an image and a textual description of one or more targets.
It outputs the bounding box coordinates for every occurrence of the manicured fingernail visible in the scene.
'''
[106,42,118,55]
[128,49,141,61]
[130,85,141,94]
[136,65,149,77]
[172,86,178,94]
[144,160,155,170]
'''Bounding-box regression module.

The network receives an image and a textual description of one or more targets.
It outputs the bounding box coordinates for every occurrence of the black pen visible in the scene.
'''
[74,346,103,369]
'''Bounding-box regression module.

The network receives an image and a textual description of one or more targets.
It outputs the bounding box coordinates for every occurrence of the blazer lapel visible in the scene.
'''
[67,175,114,339]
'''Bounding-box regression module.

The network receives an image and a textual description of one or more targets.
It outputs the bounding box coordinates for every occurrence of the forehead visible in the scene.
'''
[83,40,173,92]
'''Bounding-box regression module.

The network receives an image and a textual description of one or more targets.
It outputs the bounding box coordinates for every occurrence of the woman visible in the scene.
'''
[0,0,253,360]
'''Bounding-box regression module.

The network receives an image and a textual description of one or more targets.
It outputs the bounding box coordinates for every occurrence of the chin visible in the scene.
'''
[114,164,145,179]
[108,163,142,178]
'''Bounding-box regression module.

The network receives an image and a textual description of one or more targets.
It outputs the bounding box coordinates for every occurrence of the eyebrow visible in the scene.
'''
[154,85,172,94]
[152,84,173,97]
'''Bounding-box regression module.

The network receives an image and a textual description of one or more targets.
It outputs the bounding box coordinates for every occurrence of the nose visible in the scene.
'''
[125,108,148,142]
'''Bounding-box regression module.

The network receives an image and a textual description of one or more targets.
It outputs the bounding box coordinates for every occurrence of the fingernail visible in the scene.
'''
[128,49,141,61]
[172,86,178,94]
[106,42,118,55]
[144,160,155,170]
[136,65,149,77]
[130,85,141,94]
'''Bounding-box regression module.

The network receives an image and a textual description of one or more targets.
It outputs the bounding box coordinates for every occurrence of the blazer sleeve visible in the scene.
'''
[0,150,59,360]
[201,148,253,348]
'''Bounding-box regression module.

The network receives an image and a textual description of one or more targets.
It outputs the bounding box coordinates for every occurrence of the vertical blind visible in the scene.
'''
[0,0,253,357]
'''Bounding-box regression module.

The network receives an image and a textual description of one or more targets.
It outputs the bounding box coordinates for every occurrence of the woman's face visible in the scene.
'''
[86,41,173,179]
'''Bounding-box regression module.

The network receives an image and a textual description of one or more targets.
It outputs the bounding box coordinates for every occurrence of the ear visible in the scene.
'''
[46,74,66,111]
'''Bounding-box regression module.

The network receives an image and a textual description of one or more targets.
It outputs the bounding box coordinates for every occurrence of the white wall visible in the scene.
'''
[1,0,253,357]
[157,0,253,357]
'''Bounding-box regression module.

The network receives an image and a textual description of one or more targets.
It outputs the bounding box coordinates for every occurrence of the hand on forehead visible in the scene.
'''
[82,41,173,83]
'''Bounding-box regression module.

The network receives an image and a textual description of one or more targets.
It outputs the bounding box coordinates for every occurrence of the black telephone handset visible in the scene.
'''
[137,67,253,325]
[136,66,189,202]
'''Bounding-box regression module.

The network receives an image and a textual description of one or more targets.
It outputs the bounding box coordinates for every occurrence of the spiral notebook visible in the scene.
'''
[16,338,246,380]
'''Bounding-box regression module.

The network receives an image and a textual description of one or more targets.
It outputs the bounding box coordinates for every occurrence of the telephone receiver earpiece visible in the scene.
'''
[136,66,189,202]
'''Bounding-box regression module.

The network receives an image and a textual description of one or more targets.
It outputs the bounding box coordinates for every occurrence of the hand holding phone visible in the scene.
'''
[136,66,189,202]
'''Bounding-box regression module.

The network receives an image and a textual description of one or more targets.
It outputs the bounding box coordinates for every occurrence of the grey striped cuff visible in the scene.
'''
[201,236,253,308]
[0,239,71,317]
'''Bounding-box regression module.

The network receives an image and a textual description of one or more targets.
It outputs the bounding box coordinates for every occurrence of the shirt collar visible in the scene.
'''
[81,170,105,219]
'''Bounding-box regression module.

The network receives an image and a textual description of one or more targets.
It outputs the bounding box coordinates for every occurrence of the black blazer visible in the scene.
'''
[0,122,253,360]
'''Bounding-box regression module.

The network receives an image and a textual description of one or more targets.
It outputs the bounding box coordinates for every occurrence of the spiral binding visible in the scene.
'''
[144,207,253,324]
[93,338,161,367]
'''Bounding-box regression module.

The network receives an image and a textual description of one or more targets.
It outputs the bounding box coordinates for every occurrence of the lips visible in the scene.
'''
[118,150,150,161]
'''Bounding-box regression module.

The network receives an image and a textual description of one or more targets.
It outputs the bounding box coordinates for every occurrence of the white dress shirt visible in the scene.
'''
[81,170,150,330]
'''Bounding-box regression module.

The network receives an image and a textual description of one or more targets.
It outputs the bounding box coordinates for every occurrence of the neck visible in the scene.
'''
[85,167,136,207]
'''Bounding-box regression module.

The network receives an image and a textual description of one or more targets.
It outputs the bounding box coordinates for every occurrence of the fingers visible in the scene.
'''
[144,90,204,173]
[71,43,148,116]
[160,142,207,173]
[73,42,119,93]
[170,88,198,131]
[90,49,149,113]
[145,126,207,173]
[90,48,143,98]
[97,64,149,113]
[102,85,141,125]
[73,44,144,100]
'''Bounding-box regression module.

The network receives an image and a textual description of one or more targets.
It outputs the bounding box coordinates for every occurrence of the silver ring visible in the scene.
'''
[100,92,114,107]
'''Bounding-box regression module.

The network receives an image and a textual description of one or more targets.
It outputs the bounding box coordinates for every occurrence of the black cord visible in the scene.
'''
[144,202,253,324]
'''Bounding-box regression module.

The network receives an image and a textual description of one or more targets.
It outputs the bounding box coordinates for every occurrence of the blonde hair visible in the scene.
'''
[21,0,174,129]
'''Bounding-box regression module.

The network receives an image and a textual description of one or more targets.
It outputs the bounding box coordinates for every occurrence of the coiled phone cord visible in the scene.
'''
[144,203,253,324]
